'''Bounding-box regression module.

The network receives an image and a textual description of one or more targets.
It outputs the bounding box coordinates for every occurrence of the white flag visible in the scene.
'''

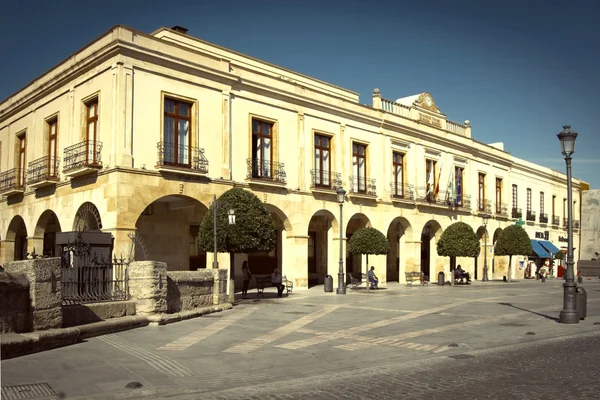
[445,167,455,205]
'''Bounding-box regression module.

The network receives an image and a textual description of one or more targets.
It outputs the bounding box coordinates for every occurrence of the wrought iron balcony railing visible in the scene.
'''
[552,215,560,225]
[563,218,568,228]
[63,140,102,172]
[390,182,415,201]
[0,168,25,194]
[156,142,208,173]
[512,208,522,219]
[526,210,536,221]
[477,199,492,213]
[539,213,549,224]
[453,194,472,210]
[349,176,376,196]
[247,158,286,184]
[574,220,580,229]
[495,203,509,216]
[310,169,341,191]
[416,186,449,205]
[27,156,60,185]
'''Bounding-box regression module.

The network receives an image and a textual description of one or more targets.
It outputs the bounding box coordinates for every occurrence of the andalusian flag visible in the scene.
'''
[445,168,455,205]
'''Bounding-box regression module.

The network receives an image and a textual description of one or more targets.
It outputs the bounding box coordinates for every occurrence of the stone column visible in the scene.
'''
[211,268,228,305]
[26,236,44,257]
[3,258,62,331]
[283,235,308,289]
[128,261,167,314]
[0,240,15,264]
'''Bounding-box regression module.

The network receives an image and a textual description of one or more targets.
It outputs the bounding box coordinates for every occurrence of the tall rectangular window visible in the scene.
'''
[563,198,567,220]
[251,119,273,178]
[48,118,58,177]
[540,192,544,215]
[164,98,191,166]
[314,134,330,187]
[526,188,532,212]
[454,166,464,206]
[18,133,26,186]
[478,173,486,211]
[352,143,367,193]
[495,178,502,213]
[392,152,404,197]
[552,195,556,217]
[86,100,99,164]
[425,159,436,201]
[512,185,518,210]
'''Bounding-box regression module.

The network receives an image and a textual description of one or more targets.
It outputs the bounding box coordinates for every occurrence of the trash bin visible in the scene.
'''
[438,271,445,286]
[576,286,587,320]
[324,275,333,292]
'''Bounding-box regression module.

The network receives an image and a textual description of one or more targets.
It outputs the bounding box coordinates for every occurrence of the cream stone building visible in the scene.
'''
[0,25,585,289]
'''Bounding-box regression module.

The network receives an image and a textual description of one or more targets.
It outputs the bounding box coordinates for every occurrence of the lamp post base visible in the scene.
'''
[482,269,489,282]
[336,272,346,295]
[559,281,579,324]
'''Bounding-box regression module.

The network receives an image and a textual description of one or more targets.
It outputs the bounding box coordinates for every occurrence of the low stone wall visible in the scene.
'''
[167,271,214,313]
[62,301,137,327]
[0,273,30,333]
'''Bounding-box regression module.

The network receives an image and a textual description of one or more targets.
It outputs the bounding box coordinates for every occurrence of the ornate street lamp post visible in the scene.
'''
[336,186,347,295]
[212,194,218,269]
[482,214,490,282]
[557,125,579,324]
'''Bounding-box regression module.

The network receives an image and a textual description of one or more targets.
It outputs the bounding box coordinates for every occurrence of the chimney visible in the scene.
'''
[171,25,189,34]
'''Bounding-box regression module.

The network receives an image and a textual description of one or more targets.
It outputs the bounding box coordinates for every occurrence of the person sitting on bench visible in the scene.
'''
[271,268,285,297]
[455,265,471,283]
[368,266,379,289]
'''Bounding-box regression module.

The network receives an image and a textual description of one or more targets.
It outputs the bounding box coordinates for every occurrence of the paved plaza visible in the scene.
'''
[2,278,600,399]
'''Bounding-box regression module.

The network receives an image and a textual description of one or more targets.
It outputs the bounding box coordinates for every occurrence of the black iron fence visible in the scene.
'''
[0,168,24,193]
[247,158,286,184]
[63,140,102,172]
[349,176,376,196]
[27,156,60,185]
[390,182,415,200]
[156,141,208,173]
[310,169,341,190]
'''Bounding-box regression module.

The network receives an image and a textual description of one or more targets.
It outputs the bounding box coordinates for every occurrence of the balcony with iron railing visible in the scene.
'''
[63,140,102,178]
[495,203,509,217]
[27,156,60,189]
[574,220,580,229]
[539,213,549,224]
[247,158,286,185]
[563,218,568,228]
[526,210,536,222]
[0,168,25,197]
[453,194,472,210]
[512,208,522,219]
[309,169,341,192]
[389,182,415,201]
[348,176,376,197]
[156,142,209,176]
[552,215,560,226]
[477,199,492,214]
[415,186,450,206]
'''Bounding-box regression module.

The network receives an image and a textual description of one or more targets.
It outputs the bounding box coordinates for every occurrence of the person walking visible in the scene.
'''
[241,261,252,298]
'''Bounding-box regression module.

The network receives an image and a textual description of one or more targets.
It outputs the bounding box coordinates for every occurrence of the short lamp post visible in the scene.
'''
[482,214,490,282]
[557,125,579,324]
[336,186,347,295]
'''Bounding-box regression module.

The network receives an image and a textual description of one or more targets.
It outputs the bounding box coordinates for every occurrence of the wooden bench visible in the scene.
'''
[348,272,364,290]
[405,271,428,287]
[254,275,293,297]
[453,270,471,284]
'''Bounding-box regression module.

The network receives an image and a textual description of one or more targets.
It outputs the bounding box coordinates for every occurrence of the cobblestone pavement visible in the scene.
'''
[2,278,600,399]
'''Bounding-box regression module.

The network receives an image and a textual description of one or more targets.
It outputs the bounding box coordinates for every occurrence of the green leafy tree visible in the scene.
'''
[493,225,532,282]
[347,227,390,291]
[436,222,480,286]
[198,188,276,280]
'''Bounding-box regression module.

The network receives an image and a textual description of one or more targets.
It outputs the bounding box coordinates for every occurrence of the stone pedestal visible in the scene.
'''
[3,258,62,331]
[128,261,167,314]
[211,268,228,305]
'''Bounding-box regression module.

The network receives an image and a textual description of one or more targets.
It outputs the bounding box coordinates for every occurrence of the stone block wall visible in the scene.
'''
[2,258,62,331]
[167,271,215,313]
[0,273,30,333]
[128,261,168,314]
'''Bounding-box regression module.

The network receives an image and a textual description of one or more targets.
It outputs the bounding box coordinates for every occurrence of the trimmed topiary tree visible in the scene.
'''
[493,225,532,282]
[198,188,276,286]
[436,222,480,286]
[347,227,390,291]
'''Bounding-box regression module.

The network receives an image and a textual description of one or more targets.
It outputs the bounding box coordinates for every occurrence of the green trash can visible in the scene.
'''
[324,275,333,292]
[576,286,587,320]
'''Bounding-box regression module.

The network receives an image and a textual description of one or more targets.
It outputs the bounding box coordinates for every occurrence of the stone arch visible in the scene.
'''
[345,212,372,281]
[420,220,443,279]
[307,209,338,287]
[33,210,62,257]
[492,228,503,244]
[134,194,209,270]
[386,217,413,282]
[264,204,294,238]
[6,215,28,261]
[73,202,102,231]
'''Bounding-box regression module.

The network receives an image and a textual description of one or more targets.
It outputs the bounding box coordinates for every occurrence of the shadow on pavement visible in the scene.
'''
[498,302,560,323]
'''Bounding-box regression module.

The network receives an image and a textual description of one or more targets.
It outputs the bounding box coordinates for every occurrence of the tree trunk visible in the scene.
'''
[507,255,512,282]
[230,251,235,292]
[366,254,369,293]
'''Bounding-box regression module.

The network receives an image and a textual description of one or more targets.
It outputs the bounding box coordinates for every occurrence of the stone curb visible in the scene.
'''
[0,303,233,360]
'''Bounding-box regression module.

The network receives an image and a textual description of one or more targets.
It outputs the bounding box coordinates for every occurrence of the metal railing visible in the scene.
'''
[310,169,341,190]
[512,208,522,219]
[539,213,548,224]
[495,203,509,216]
[27,156,60,185]
[156,141,208,173]
[416,186,449,205]
[62,254,129,305]
[526,210,536,221]
[349,176,376,196]
[247,158,286,184]
[390,182,415,200]
[574,220,580,229]
[63,140,102,172]
[454,194,471,209]
[477,199,492,213]
[0,168,25,193]
[552,215,560,225]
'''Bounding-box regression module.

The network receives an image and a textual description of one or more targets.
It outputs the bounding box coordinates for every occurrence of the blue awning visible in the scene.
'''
[531,240,552,258]
[539,240,560,254]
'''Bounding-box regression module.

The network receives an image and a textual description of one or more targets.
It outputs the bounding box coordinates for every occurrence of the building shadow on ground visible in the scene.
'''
[498,302,560,323]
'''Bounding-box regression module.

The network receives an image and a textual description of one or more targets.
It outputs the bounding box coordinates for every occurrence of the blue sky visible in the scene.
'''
[1,0,598,187]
